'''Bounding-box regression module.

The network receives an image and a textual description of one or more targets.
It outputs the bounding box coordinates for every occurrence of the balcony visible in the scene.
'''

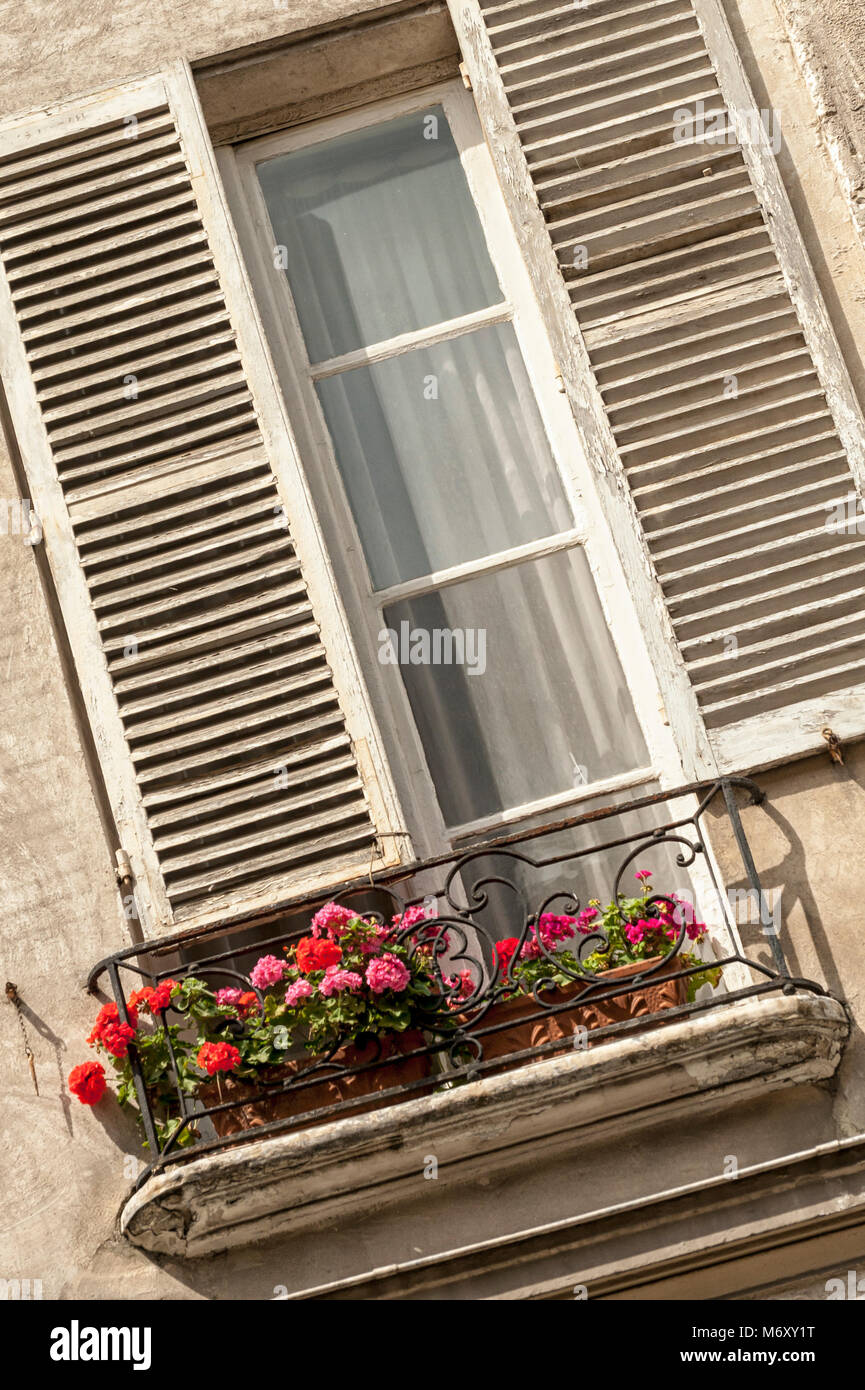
[88,776,849,1267]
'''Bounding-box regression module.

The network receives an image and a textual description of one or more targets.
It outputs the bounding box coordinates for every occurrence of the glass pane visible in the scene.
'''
[383,548,649,826]
[317,323,573,589]
[257,107,502,362]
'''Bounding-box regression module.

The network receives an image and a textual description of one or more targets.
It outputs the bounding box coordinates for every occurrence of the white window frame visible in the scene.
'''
[220,79,694,860]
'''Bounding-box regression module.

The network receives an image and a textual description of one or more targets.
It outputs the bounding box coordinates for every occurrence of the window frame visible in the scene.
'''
[221,79,689,858]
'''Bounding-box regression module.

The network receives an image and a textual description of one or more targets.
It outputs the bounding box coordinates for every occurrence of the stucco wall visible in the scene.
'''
[707,741,865,1138]
[0,0,403,117]
[1,0,865,1300]
[773,0,865,240]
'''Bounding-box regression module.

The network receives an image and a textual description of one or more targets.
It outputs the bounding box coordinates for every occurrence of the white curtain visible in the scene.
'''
[258,106,649,830]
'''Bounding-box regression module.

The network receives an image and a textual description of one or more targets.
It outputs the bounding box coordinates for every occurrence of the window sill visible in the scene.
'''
[120,991,848,1260]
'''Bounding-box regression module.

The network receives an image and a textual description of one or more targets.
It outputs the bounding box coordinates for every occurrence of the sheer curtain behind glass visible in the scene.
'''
[257,104,648,830]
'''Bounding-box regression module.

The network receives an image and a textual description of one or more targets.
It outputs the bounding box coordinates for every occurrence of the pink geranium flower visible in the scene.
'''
[215,987,243,1007]
[249,955,286,989]
[319,966,363,997]
[392,905,429,930]
[285,979,313,1006]
[365,954,411,994]
[444,970,476,1008]
[576,906,599,934]
[520,913,577,958]
[310,902,360,939]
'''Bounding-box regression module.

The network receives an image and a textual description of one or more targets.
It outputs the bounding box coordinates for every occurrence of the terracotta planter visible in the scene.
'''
[570,954,687,1034]
[475,955,687,1074]
[200,1028,431,1138]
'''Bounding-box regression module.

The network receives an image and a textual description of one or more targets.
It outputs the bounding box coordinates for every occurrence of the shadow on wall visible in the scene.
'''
[707,742,865,1002]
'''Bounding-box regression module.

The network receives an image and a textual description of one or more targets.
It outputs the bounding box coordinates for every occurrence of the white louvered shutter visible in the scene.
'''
[450,0,865,773]
[0,66,405,936]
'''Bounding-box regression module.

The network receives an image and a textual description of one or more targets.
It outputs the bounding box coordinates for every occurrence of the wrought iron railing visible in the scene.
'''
[88,776,832,1188]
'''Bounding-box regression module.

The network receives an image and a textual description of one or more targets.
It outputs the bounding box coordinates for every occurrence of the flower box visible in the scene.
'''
[476,954,687,1074]
[200,1029,431,1138]
[67,872,719,1152]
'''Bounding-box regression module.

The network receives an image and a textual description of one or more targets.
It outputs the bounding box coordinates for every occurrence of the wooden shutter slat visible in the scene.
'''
[19,254,217,327]
[146,751,358,830]
[569,231,777,324]
[9,213,207,283]
[24,286,225,361]
[14,231,210,303]
[621,399,833,473]
[700,653,865,718]
[58,404,260,492]
[125,662,335,742]
[633,439,843,502]
[96,559,304,631]
[682,585,865,652]
[47,367,246,442]
[0,152,189,226]
[499,11,699,81]
[670,543,865,624]
[153,775,366,857]
[22,269,221,341]
[91,535,296,610]
[511,37,711,117]
[0,109,173,180]
[134,709,345,786]
[504,36,708,109]
[489,0,650,43]
[102,599,311,668]
[49,387,254,466]
[88,520,287,588]
[43,351,241,425]
[643,452,848,522]
[114,628,323,704]
[118,636,326,717]
[601,330,804,399]
[2,189,198,260]
[140,732,352,811]
[164,823,377,911]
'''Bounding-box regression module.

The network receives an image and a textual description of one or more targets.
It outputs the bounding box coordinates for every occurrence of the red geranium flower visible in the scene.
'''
[129,979,178,1014]
[88,1001,138,1057]
[99,1023,137,1058]
[68,1060,107,1105]
[197,1041,241,1076]
[150,979,178,1012]
[89,999,138,1035]
[295,936,343,974]
[494,937,520,975]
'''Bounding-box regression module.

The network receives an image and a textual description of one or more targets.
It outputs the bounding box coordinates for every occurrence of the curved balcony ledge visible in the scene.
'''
[121,990,848,1260]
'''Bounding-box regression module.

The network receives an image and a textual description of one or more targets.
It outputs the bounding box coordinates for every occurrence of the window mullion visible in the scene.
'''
[309,302,513,380]
[372,527,589,607]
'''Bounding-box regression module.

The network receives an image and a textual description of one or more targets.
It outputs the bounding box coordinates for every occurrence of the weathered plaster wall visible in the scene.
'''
[707,740,865,1139]
[1,0,865,1301]
[0,0,406,117]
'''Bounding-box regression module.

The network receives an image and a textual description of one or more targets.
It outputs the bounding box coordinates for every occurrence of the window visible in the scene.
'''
[2,1,861,936]
[228,85,663,851]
